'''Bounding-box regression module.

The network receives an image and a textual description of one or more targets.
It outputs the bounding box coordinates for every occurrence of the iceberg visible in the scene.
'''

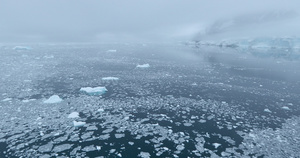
[136,64,150,68]
[102,77,119,81]
[43,95,63,104]
[13,46,32,50]
[73,121,86,127]
[80,86,107,95]
[68,112,80,118]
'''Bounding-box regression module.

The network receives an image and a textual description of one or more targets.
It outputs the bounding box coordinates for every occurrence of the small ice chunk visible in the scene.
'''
[98,108,104,112]
[176,144,185,151]
[22,99,36,103]
[115,133,125,139]
[282,106,290,110]
[136,64,150,68]
[43,95,63,104]
[68,112,80,118]
[2,98,12,102]
[80,86,107,95]
[264,108,272,113]
[73,121,86,127]
[212,143,221,148]
[13,46,31,50]
[128,142,134,145]
[138,152,151,158]
[102,77,119,81]
[106,49,117,52]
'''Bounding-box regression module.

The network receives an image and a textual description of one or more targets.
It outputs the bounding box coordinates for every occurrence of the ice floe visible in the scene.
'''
[80,86,107,95]
[13,46,31,50]
[43,95,63,104]
[2,98,12,102]
[136,64,150,68]
[102,77,119,80]
[68,112,80,118]
[73,121,86,127]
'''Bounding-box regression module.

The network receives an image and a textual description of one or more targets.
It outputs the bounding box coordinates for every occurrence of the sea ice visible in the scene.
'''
[264,109,272,113]
[13,46,31,50]
[212,143,221,148]
[68,112,80,118]
[43,95,63,104]
[102,77,119,81]
[115,133,125,139]
[80,86,107,95]
[73,121,86,127]
[282,106,290,110]
[106,49,117,52]
[2,98,12,102]
[136,64,150,68]
[138,152,151,158]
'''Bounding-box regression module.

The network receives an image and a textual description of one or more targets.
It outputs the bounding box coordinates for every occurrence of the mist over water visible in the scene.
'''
[1,0,300,43]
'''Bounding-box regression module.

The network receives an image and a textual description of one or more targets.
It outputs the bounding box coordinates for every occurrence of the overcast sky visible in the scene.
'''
[1,0,300,43]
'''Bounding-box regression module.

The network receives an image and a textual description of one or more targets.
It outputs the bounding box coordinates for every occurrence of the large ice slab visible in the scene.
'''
[80,86,107,95]
[43,95,63,104]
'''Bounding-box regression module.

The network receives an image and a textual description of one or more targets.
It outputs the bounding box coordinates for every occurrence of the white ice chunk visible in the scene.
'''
[98,108,104,112]
[73,121,86,127]
[136,64,150,68]
[115,133,125,139]
[106,49,117,52]
[2,98,12,102]
[138,151,151,158]
[212,143,221,148]
[282,106,290,110]
[13,46,31,50]
[43,95,63,104]
[264,109,272,113]
[102,77,119,81]
[80,86,107,95]
[176,144,185,151]
[22,99,36,103]
[68,112,80,118]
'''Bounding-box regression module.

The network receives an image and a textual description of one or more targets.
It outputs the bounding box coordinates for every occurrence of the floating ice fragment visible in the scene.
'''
[115,133,125,139]
[2,98,12,102]
[52,144,73,153]
[80,86,107,95]
[13,46,31,50]
[136,64,150,68]
[43,95,63,104]
[264,109,272,113]
[43,55,54,59]
[212,143,221,148]
[102,77,119,81]
[73,121,86,127]
[176,144,185,151]
[68,112,80,118]
[128,142,134,145]
[98,108,104,112]
[138,151,151,158]
[282,106,290,110]
[106,49,117,52]
[96,146,102,150]
[22,99,36,103]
